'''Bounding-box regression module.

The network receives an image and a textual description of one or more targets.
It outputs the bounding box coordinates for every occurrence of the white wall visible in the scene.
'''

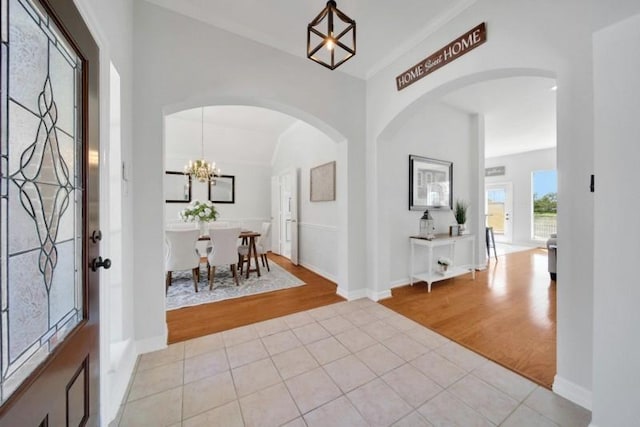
[379,103,474,287]
[485,148,556,246]
[164,161,271,226]
[592,12,640,426]
[272,121,339,281]
[366,0,595,407]
[163,115,271,232]
[164,114,283,170]
[132,0,366,350]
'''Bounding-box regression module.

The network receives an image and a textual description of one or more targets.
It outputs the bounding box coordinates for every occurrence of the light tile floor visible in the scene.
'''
[112,299,591,427]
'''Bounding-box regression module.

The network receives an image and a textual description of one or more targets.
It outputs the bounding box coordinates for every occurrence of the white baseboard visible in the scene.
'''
[336,286,392,302]
[553,375,592,410]
[336,287,368,301]
[299,261,337,283]
[106,340,137,425]
[135,333,167,355]
[369,289,392,301]
[390,278,409,289]
[103,330,171,424]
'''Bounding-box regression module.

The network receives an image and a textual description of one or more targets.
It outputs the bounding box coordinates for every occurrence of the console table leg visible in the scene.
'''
[410,242,415,286]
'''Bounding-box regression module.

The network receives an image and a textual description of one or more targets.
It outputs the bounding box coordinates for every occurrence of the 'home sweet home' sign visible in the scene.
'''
[396,23,487,91]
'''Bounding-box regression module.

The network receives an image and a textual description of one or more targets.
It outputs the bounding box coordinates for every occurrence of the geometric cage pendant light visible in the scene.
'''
[184,107,221,184]
[307,0,356,70]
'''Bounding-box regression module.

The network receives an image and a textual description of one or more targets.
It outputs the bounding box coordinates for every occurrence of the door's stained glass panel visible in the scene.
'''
[7,0,47,114]
[0,0,84,403]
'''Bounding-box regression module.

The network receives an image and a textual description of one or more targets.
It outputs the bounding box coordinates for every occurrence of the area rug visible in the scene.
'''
[166,262,305,310]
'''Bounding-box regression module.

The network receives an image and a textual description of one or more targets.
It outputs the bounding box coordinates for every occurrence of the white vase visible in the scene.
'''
[199,221,207,236]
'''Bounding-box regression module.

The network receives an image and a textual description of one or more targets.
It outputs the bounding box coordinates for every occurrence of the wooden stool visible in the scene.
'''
[486,226,498,261]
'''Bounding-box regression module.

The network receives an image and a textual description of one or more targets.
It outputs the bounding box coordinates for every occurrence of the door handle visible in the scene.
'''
[91,256,112,272]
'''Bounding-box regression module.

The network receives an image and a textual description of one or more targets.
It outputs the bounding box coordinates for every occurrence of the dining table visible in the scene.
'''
[199,230,261,279]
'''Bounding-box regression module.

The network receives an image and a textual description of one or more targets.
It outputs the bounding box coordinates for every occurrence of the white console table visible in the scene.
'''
[409,234,476,292]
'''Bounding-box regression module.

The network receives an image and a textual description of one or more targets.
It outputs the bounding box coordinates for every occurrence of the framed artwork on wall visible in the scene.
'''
[208,175,235,204]
[310,161,336,202]
[409,155,453,210]
[165,171,191,203]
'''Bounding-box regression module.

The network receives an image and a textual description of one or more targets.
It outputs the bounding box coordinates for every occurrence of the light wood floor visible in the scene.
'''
[167,249,556,388]
[166,253,344,343]
[382,248,556,388]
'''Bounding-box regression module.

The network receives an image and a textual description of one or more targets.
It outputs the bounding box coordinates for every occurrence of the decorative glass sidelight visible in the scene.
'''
[0,0,83,402]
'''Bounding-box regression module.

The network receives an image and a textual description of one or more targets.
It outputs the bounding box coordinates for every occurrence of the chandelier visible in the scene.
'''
[184,107,221,184]
[307,0,356,70]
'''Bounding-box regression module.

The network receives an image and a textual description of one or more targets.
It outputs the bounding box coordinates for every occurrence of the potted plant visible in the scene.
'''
[454,199,469,234]
[179,200,219,234]
[437,256,452,274]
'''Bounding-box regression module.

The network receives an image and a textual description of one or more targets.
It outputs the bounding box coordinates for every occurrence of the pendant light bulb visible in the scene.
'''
[326,36,336,51]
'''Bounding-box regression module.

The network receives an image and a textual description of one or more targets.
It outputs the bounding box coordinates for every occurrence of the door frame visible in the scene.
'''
[272,168,299,264]
[485,182,514,243]
[270,176,281,255]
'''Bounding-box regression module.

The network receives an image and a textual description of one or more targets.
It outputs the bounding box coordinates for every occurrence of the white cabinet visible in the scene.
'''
[409,234,476,292]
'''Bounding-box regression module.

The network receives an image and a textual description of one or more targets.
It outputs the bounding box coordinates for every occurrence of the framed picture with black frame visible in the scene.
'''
[409,155,453,210]
[208,175,235,204]
[164,171,191,203]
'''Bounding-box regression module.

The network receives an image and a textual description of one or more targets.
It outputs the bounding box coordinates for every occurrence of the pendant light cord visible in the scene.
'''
[201,107,205,158]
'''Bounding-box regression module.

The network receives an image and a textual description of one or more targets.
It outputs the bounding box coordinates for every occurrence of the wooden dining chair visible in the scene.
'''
[207,227,242,289]
[164,229,201,293]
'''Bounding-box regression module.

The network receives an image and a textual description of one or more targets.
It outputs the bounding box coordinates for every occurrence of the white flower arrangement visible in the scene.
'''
[179,200,219,223]
[437,257,452,266]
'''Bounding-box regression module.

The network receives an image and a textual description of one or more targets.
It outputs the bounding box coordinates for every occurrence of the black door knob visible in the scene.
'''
[91,257,112,272]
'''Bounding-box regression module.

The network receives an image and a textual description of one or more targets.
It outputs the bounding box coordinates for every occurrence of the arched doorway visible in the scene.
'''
[371,68,556,299]
[161,99,349,329]
[370,69,559,388]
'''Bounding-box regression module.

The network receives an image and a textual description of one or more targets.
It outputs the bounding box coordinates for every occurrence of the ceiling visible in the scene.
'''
[441,76,557,158]
[166,106,297,166]
[156,3,556,159]
[143,0,475,79]
[173,106,296,135]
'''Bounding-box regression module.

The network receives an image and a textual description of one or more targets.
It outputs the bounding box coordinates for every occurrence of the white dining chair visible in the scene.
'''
[200,221,231,257]
[165,229,201,293]
[207,227,242,289]
[238,222,272,273]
